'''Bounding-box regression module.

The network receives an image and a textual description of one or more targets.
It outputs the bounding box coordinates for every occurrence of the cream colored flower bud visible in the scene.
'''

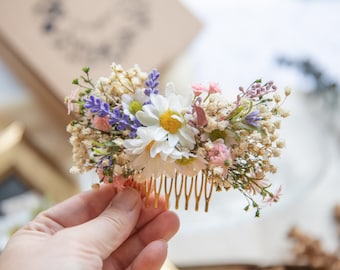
[114,64,123,72]
[259,148,267,156]
[274,120,281,129]
[240,142,248,151]
[280,109,290,118]
[270,166,277,174]
[276,140,285,148]
[273,149,281,157]
[273,93,281,103]
[285,87,292,96]
[114,165,123,175]
[131,77,142,87]
[70,166,81,174]
[223,181,231,190]
[213,167,224,176]
[255,171,264,179]
[270,133,279,142]
[259,105,267,113]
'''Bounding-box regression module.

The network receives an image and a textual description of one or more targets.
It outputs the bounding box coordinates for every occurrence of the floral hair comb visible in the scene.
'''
[66,64,290,216]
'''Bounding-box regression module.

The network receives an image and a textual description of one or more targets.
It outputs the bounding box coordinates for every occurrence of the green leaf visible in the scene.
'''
[92,148,106,155]
[227,105,245,119]
[105,141,117,147]
[82,67,90,73]
[70,120,78,126]
[234,122,254,131]
[72,78,79,85]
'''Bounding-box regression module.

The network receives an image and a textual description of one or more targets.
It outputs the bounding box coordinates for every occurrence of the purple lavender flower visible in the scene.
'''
[109,109,129,130]
[85,96,140,138]
[129,118,141,138]
[245,110,262,127]
[117,114,131,131]
[239,80,277,99]
[144,68,160,96]
[98,155,113,170]
[109,108,122,125]
[108,108,140,137]
[84,96,111,117]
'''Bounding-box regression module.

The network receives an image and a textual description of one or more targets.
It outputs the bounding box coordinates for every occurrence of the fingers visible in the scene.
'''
[35,184,117,231]
[105,210,180,269]
[135,195,167,230]
[62,188,142,259]
[128,240,168,270]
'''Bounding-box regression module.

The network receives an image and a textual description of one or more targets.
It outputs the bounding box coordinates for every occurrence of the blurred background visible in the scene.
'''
[1,0,340,269]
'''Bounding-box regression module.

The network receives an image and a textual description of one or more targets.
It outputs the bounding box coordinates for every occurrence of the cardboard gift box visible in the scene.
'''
[0,0,201,127]
[0,122,78,202]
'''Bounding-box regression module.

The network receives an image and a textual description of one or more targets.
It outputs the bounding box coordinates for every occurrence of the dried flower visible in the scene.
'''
[66,64,290,216]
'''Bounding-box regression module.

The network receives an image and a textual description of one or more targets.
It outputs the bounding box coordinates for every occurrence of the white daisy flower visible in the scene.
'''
[121,88,149,119]
[123,88,197,178]
[174,154,207,177]
[124,127,183,179]
[135,89,196,150]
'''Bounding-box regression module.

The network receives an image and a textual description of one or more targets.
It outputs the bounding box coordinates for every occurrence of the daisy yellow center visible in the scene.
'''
[159,110,182,134]
[129,100,143,115]
[176,156,195,165]
[209,129,227,142]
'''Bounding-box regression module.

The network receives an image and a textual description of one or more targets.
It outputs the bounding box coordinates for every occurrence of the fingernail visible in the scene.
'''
[159,239,168,249]
[113,188,139,211]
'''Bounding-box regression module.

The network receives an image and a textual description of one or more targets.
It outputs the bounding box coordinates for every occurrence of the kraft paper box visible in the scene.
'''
[0,0,201,126]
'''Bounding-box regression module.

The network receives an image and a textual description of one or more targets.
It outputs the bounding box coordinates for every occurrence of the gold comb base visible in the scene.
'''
[131,172,214,212]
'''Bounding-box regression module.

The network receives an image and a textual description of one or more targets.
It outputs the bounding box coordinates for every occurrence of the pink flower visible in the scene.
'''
[208,82,222,94]
[112,175,127,191]
[97,170,126,192]
[67,88,80,114]
[92,115,112,132]
[192,103,208,127]
[265,185,282,205]
[208,139,232,167]
[192,83,208,96]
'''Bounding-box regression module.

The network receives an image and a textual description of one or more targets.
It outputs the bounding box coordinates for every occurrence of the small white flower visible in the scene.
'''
[132,150,177,180]
[124,127,182,179]
[124,89,197,178]
[96,77,110,87]
[174,154,207,176]
[69,166,81,174]
[121,88,149,119]
[136,91,196,150]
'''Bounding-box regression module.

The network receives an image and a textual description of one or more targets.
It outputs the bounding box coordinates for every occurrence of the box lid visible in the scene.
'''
[0,0,201,125]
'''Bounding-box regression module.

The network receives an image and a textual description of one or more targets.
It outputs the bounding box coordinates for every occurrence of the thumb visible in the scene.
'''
[65,187,142,259]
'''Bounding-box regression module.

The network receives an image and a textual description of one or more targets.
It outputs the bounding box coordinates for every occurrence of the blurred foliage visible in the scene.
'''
[277,57,339,109]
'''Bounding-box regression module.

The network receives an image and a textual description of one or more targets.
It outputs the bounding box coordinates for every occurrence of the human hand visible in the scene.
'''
[0,185,180,270]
